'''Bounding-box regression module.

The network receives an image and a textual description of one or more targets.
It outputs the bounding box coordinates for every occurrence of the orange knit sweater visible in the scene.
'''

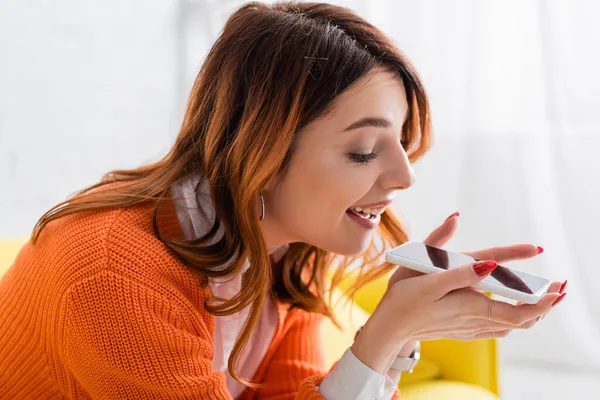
[0,196,401,399]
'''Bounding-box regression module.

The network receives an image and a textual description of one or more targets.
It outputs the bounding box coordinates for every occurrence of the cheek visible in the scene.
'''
[289,155,371,213]
[272,154,376,240]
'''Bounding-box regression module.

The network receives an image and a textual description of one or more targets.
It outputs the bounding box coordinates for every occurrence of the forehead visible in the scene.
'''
[324,68,409,129]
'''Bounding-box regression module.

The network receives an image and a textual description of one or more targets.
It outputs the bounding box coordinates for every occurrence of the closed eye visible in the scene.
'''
[348,152,378,164]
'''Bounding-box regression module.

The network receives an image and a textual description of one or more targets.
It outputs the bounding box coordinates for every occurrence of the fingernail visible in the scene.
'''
[559,280,568,294]
[445,211,460,221]
[473,260,498,276]
[551,292,567,307]
[537,246,544,254]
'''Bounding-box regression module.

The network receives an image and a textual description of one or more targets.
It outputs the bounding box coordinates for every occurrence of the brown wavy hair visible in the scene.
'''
[32,1,432,388]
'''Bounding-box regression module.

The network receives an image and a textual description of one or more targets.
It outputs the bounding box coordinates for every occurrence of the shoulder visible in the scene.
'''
[34,201,159,273]
[33,201,206,305]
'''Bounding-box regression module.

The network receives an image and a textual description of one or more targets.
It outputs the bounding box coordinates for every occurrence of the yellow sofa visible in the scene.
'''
[1,238,500,399]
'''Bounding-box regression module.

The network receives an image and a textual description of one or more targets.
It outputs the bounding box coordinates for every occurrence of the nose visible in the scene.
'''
[379,146,416,191]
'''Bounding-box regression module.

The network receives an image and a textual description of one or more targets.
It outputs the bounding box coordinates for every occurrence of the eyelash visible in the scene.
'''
[348,152,378,164]
[348,140,410,165]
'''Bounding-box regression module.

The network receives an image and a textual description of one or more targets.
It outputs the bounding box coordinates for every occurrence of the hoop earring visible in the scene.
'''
[259,193,265,221]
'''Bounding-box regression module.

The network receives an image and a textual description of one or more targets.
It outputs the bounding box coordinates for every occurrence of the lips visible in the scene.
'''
[345,199,393,229]
[345,208,381,229]
[347,207,386,218]
[350,199,393,209]
[347,208,378,220]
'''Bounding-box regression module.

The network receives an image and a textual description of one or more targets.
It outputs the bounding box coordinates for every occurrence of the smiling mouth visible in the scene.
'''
[346,206,386,219]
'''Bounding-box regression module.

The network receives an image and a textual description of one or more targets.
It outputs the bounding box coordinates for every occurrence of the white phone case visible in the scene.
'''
[385,243,551,304]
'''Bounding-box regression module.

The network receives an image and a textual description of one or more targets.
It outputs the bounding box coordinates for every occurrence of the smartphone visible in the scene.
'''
[385,241,552,304]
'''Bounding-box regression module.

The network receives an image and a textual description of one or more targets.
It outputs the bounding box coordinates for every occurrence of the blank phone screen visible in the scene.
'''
[389,242,550,294]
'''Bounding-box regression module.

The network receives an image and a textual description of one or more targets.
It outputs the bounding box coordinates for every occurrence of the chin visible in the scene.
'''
[324,234,373,256]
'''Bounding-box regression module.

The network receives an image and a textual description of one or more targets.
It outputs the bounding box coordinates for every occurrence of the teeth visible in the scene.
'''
[351,207,386,217]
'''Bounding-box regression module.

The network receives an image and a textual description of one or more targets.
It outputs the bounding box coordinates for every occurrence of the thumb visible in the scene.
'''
[427,260,498,297]
[423,211,460,248]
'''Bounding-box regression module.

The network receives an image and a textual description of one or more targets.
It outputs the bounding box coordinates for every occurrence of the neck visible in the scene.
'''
[259,217,291,253]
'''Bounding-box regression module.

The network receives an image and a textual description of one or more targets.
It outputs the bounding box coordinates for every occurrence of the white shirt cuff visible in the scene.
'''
[317,347,400,400]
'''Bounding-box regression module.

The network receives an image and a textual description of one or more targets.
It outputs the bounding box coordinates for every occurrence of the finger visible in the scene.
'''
[440,315,539,340]
[446,329,513,341]
[387,266,425,290]
[559,279,568,294]
[426,260,498,297]
[463,244,541,264]
[480,314,542,331]
[423,212,459,248]
[527,280,564,318]
[471,329,513,340]
[547,280,563,294]
[515,281,562,306]
[487,292,562,326]
[390,267,425,280]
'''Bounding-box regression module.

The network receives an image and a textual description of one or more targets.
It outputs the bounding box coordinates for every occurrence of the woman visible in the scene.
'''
[0,2,567,399]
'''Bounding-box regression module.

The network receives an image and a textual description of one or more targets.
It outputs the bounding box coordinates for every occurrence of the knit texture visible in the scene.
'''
[0,196,377,399]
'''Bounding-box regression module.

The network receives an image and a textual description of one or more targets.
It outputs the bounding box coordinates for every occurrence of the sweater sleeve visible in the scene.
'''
[59,268,400,400]
[251,308,328,399]
[59,269,233,400]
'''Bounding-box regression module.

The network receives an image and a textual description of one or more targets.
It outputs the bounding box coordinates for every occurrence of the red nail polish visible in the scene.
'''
[559,280,568,294]
[446,211,460,221]
[551,292,567,307]
[537,246,544,254]
[473,261,498,276]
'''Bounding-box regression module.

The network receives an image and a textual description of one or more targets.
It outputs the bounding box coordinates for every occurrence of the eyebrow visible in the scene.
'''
[342,114,408,132]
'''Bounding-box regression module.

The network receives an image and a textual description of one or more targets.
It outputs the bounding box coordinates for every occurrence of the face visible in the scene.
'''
[261,67,416,255]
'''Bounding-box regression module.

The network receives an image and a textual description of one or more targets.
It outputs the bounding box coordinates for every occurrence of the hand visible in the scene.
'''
[386,211,459,292]
[385,259,564,341]
[388,211,567,330]
[352,258,564,374]
[384,211,462,360]
[387,211,554,292]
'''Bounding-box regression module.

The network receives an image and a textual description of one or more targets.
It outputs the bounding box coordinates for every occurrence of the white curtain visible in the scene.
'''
[346,0,600,371]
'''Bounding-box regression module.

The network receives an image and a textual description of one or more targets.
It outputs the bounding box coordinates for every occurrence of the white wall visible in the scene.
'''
[0,0,183,235]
